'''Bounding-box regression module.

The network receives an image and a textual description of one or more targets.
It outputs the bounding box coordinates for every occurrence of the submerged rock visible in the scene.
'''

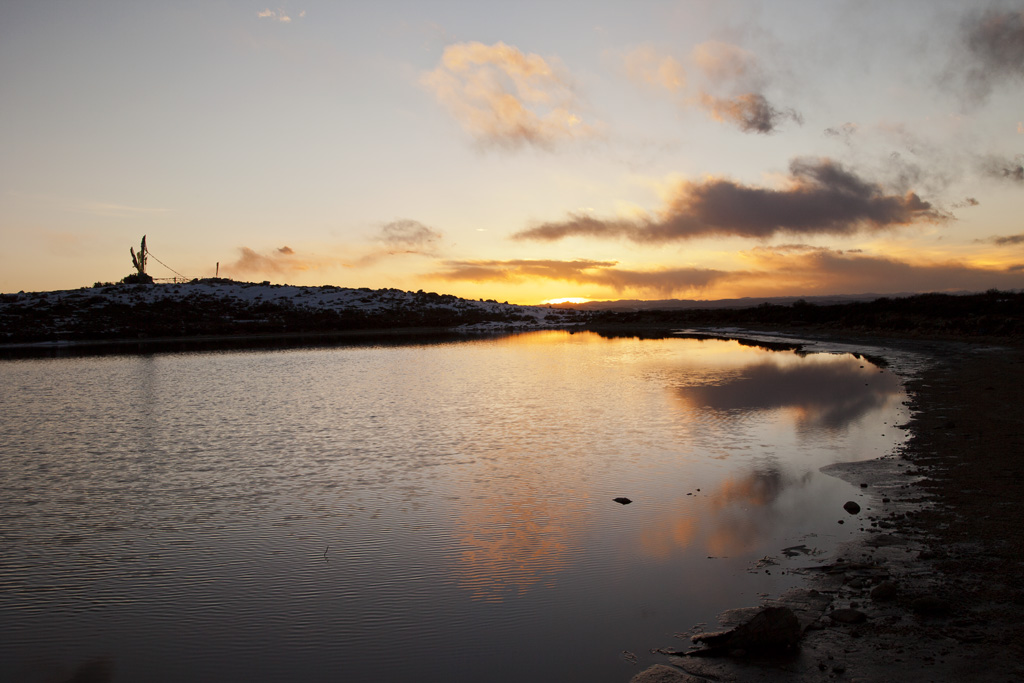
[843,500,862,514]
[613,497,633,505]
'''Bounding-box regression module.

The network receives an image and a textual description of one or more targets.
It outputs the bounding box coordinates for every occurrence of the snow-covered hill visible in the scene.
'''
[0,279,588,345]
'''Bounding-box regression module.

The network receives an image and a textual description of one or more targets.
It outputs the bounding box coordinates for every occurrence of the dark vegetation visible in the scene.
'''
[587,289,1024,342]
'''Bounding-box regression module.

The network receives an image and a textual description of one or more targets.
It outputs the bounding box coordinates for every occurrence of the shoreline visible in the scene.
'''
[632,335,1024,682]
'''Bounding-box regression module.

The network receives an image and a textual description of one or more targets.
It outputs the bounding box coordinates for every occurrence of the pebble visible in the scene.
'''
[828,608,867,624]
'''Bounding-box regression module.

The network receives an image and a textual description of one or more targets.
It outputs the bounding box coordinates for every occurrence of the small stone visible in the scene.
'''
[843,501,861,514]
[614,497,632,505]
[871,582,898,602]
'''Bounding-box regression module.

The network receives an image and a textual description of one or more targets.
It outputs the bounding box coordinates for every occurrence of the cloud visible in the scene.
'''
[744,246,1024,294]
[429,248,1024,299]
[951,197,980,209]
[431,258,730,295]
[978,233,1024,246]
[697,92,801,134]
[824,123,858,143]
[960,8,1024,102]
[422,41,597,150]
[981,154,1024,183]
[621,45,687,92]
[350,219,445,268]
[257,8,302,23]
[513,157,942,243]
[619,41,800,134]
[224,246,317,276]
[378,219,442,254]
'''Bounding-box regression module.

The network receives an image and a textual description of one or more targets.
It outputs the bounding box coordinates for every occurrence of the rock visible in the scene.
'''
[871,581,898,601]
[844,501,862,514]
[613,497,632,505]
[690,606,802,656]
[629,664,703,683]
[828,608,867,624]
[911,596,951,617]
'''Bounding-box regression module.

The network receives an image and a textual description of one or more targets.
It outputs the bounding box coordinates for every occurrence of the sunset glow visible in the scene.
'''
[1,2,1021,303]
[541,297,590,305]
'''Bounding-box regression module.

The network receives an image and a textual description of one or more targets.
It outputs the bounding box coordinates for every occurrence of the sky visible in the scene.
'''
[1,0,1022,304]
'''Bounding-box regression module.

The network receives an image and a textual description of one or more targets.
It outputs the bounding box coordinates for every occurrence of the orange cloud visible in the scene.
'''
[431,259,729,295]
[257,8,303,23]
[422,41,597,149]
[621,44,687,92]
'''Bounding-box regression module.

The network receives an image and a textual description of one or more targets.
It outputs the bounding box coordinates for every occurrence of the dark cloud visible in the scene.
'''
[952,197,980,208]
[983,233,1024,246]
[697,92,802,134]
[513,157,942,243]
[824,123,858,143]
[379,219,442,252]
[981,154,1024,183]
[277,246,294,255]
[354,219,445,268]
[960,9,1024,102]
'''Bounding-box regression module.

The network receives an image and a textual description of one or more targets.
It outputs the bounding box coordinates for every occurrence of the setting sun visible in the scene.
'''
[542,297,590,305]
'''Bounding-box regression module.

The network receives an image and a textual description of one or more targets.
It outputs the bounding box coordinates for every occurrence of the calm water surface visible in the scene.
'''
[0,332,907,682]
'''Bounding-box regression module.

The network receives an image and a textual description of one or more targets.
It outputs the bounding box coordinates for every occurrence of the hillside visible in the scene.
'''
[0,279,586,346]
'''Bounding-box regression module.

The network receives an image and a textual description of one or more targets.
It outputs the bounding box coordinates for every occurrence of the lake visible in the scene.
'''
[0,331,908,682]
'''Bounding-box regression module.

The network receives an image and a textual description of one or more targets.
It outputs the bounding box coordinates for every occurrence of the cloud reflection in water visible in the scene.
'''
[677,356,901,431]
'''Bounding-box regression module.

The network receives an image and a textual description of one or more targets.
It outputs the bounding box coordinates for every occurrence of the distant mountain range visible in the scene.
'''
[550,292,969,311]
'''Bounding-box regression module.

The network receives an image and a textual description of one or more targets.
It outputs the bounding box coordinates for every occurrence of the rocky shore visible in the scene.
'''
[632,339,1024,682]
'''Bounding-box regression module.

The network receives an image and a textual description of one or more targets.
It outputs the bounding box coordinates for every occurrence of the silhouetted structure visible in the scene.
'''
[122,236,154,284]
